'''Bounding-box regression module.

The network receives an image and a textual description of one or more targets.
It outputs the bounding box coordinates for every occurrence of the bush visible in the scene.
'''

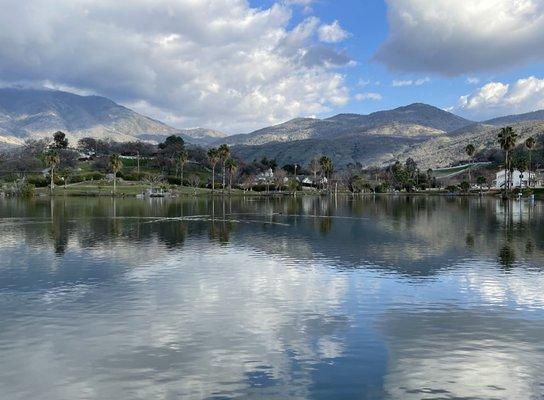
[166,175,181,185]
[459,181,470,192]
[70,171,105,182]
[26,175,48,187]
[18,183,36,198]
[446,185,458,193]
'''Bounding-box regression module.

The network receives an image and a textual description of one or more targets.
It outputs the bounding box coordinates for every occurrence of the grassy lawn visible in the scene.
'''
[35,180,262,197]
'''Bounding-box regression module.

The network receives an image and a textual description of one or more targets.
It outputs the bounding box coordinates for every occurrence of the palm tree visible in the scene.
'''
[498,126,517,193]
[207,147,220,193]
[45,151,60,194]
[525,137,536,187]
[225,158,238,194]
[178,150,188,186]
[465,144,475,187]
[319,156,333,192]
[109,154,123,196]
[217,144,230,193]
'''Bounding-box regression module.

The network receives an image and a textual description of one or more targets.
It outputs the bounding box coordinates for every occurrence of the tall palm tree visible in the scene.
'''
[178,150,189,187]
[45,151,60,194]
[465,144,475,187]
[319,156,333,192]
[207,147,220,193]
[217,144,230,193]
[225,158,238,194]
[525,137,536,187]
[109,154,123,196]
[498,127,517,192]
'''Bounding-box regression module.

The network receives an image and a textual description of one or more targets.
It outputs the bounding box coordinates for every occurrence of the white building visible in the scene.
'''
[494,170,535,189]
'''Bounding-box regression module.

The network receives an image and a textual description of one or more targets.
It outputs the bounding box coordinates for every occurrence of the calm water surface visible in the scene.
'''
[1,196,544,399]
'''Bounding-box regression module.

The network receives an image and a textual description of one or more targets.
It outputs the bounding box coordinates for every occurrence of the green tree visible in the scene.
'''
[465,143,475,185]
[45,151,60,194]
[207,147,220,193]
[525,137,536,187]
[349,175,365,193]
[109,154,123,195]
[51,131,69,150]
[498,126,517,192]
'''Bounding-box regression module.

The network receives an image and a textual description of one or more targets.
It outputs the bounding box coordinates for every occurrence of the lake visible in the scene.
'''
[1,195,544,399]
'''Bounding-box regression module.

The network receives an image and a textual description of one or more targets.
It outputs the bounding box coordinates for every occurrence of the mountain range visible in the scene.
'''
[0,88,226,147]
[224,104,544,168]
[1,88,543,169]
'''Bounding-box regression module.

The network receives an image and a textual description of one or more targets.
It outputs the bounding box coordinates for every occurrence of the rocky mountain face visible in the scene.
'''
[0,88,225,146]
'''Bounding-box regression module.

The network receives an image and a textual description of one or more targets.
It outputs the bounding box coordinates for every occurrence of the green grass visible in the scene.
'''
[35,180,265,197]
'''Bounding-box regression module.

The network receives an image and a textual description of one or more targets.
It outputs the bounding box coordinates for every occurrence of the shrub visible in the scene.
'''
[18,183,36,198]
[459,181,470,192]
[26,175,48,187]
[166,175,181,185]
[70,171,105,182]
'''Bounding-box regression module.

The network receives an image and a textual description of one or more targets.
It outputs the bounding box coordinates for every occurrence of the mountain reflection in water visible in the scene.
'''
[1,196,543,399]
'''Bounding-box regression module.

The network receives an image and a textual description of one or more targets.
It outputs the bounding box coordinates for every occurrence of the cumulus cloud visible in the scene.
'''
[355,92,383,101]
[391,77,430,87]
[0,0,351,133]
[376,0,544,75]
[318,20,351,43]
[457,76,544,118]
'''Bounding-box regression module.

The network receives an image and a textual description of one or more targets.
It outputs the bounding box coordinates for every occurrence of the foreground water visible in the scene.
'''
[1,195,544,399]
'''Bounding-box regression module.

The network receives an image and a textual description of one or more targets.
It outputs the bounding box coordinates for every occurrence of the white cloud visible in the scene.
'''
[376,0,544,75]
[457,76,544,118]
[357,79,370,87]
[355,92,383,101]
[318,20,351,43]
[0,0,351,133]
[466,77,480,85]
[391,77,430,87]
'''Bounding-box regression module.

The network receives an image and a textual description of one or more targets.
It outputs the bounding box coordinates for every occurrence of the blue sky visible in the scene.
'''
[0,0,543,132]
[252,0,544,121]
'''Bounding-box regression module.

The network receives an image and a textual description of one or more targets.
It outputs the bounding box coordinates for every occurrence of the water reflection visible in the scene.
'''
[1,196,544,399]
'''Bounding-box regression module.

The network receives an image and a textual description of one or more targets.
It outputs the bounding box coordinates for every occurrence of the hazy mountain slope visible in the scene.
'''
[484,110,544,126]
[221,118,330,146]
[222,103,473,147]
[232,132,434,168]
[0,88,225,145]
